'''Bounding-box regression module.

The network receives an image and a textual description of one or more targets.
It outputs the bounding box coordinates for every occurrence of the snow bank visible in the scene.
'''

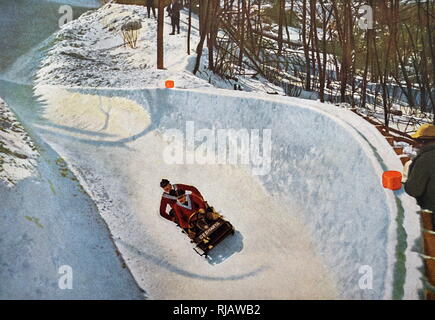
[0,85,144,299]
[0,98,38,187]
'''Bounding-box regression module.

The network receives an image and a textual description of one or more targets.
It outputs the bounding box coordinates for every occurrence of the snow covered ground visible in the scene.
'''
[0,98,38,187]
[1,1,424,300]
[0,85,144,299]
[35,2,284,93]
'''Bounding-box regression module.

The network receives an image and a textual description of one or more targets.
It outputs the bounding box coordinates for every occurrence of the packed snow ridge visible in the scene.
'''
[0,98,38,187]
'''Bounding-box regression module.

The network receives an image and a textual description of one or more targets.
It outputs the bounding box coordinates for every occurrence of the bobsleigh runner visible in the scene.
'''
[181,203,235,257]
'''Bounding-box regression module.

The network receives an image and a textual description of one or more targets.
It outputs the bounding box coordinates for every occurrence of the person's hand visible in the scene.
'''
[187,230,196,239]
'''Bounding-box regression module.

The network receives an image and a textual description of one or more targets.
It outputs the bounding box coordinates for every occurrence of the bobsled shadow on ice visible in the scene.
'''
[205,230,244,265]
[117,238,265,281]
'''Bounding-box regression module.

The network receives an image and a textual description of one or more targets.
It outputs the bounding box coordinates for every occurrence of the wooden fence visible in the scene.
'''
[419,210,435,300]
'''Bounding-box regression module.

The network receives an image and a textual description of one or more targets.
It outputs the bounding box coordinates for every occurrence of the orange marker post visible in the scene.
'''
[165,80,174,88]
[382,171,402,190]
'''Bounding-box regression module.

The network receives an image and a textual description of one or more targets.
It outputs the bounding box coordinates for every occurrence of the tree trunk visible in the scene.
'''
[187,0,192,55]
[277,0,285,54]
[302,0,311,91]
[157,0,164,69]
[193,0,211,74]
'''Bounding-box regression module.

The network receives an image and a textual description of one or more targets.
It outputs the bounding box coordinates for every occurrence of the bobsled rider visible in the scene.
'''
[159,179,203,222]
[173,189,208,238]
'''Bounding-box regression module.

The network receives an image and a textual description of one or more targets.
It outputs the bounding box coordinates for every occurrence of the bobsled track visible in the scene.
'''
[0,0,422,300]
[16,84,419,299]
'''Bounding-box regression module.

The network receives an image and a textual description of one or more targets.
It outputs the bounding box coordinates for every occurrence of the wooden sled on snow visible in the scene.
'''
[181,203,235,258]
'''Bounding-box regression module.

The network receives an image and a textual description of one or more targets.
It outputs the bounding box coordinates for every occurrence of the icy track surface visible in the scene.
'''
[34,86,422,299]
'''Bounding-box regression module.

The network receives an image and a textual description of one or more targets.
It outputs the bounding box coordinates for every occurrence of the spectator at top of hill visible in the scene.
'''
[167,0,182,35]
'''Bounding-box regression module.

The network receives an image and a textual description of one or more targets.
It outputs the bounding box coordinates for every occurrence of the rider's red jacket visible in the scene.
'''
[173,194,206,229]
[159,184,203,221]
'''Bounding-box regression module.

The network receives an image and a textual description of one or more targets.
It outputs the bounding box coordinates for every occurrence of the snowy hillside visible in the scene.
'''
[36,3,283,93]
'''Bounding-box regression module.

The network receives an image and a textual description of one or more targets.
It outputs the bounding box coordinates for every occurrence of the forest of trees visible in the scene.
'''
[160,0,433,131]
